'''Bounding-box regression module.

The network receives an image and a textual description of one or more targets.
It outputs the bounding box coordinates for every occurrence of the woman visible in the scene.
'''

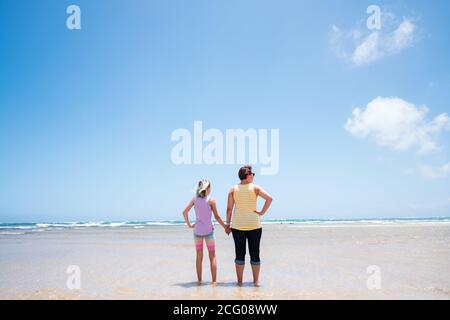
[225,165,273,286]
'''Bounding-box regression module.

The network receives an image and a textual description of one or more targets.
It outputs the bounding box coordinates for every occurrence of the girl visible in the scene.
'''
[182,180,228,285]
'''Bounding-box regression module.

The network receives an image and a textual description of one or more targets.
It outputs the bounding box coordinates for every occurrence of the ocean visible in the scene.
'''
[1,217,450,235]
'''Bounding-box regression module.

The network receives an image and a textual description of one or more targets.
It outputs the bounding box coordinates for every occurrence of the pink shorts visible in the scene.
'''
[194,232,215,251]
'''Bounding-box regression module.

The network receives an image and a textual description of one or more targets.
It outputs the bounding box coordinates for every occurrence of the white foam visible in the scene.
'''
[0,231,26,235]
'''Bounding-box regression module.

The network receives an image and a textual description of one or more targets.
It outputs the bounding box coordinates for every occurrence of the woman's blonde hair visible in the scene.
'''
[196,179,211,198]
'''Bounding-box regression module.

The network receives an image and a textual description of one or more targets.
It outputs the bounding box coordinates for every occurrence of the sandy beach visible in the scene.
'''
[0,222,449,300]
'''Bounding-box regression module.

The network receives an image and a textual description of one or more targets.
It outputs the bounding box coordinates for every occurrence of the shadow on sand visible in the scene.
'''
[173,281,261,288]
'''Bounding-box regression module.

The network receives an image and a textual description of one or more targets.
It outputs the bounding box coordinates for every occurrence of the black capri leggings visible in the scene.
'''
[231,228,262,265]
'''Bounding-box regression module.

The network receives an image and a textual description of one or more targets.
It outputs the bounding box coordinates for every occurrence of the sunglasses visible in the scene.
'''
[247,172,255,177]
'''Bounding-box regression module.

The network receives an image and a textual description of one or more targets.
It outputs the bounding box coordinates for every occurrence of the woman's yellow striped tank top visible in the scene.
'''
[231,183,261,231]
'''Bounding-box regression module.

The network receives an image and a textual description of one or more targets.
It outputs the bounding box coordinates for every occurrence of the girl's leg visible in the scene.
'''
[194,235,204,284]
[208,250,217,283]
[196,249,203,284]
[206,233,217,283]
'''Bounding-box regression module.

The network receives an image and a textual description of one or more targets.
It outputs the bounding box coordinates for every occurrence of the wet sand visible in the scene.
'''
[0,222,449,299]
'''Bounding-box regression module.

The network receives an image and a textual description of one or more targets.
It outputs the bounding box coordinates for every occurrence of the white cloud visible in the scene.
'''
[352,31,381,65]
[331,14,417,66]
[345,97,450,154]
[391,19,415,50]
[418,162,450,179]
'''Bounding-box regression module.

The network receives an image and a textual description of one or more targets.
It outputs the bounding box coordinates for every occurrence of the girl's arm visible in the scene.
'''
[254,185,273,216]
[209,199,226,229]
[226,188,235,226]
[182,197,195,228]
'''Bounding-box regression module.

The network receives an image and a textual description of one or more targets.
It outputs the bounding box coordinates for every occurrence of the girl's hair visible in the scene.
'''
[196,180,211,198]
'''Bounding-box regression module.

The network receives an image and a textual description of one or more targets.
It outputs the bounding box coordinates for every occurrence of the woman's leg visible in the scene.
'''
[235,265,244,286]
[248,228,262,286]
[231,228,246,285]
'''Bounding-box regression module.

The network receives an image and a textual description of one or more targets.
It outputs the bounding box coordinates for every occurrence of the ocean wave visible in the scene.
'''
[1,217,449,233]
[0,231,27,235]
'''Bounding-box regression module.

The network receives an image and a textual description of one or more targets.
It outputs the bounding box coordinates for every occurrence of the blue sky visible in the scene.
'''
[1,0,449,222]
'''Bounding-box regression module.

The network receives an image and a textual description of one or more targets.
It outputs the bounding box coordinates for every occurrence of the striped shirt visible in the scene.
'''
[231,183,261,231]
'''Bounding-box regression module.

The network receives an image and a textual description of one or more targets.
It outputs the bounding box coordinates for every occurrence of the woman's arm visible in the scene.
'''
[209,199,226,228]
[254,185,273,216]
[182,198,195,228]
[226,188,235,226]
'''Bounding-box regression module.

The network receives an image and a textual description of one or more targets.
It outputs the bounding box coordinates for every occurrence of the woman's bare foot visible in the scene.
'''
[211,281,217,287]
[237,282,243,287]
[197,280,202,286]
[253,282,260,287]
